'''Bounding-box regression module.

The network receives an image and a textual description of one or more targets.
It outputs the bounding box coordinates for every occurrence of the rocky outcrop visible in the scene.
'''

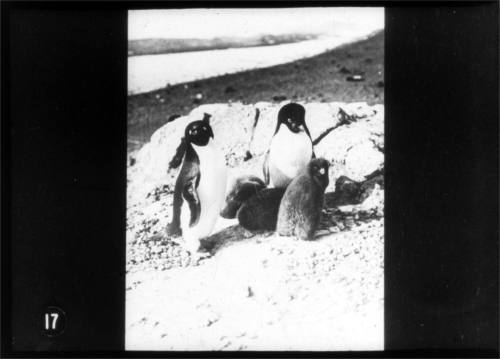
[127,101,383,269]
[128,101,383,198]
[126,101,384,350]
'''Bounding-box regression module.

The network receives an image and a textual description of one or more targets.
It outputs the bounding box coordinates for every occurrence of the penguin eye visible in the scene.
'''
[318,168,326,175]
[287,118,292,123]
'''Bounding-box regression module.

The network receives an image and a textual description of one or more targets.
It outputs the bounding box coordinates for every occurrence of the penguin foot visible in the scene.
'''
[184,240,202,256]
[171,237,210,263]
[190,250,211,265]
[170,236,185,246]
[166,222,182,237]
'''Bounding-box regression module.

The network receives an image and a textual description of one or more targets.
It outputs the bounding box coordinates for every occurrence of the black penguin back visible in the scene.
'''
[238,188,286,231]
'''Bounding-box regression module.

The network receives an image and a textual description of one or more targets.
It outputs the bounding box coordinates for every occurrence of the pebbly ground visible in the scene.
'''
[126,101,384,351]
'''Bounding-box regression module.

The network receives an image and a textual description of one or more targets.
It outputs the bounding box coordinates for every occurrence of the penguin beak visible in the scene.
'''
[292,123,304,133]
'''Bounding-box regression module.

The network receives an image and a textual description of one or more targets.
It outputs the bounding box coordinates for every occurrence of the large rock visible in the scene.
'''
[128,101,384,203]
[126,101,384,274]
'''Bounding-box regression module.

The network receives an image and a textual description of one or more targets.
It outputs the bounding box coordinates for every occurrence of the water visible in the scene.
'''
[128,31,378,95]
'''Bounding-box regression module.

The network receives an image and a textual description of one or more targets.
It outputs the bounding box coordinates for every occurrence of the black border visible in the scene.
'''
[1,1,499,358]
[385,2,499,354]
[1,0,13,355]
[1,1,128,354]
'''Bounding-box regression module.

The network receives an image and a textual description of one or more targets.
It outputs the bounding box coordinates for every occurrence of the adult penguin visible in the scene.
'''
[166,114,227,254]
[263,103,314,188]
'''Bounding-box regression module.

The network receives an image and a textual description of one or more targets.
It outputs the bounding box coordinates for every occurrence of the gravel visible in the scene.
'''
[126,101,384,350]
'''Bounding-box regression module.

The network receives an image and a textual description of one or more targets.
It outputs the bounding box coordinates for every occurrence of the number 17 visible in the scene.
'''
[44,313,59,330]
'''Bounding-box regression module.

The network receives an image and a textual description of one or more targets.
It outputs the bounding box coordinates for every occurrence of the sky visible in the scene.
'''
[129,8,384,40]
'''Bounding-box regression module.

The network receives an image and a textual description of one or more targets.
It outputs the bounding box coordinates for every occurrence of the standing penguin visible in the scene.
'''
[277,158,329,241]
[166,114,227,254]
[263,103,314,188]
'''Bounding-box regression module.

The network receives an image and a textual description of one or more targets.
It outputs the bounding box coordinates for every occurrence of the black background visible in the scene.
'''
[1,1,498,357]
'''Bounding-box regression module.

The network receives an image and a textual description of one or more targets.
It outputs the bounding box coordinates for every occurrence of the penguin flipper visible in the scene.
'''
[303,123,315,159]
[263,150,270,185]
[183,175,201,227]
[167,172,185,237]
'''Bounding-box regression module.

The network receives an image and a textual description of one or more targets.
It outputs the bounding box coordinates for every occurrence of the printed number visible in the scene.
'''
[44,313,59,330]
[41,306,65,336]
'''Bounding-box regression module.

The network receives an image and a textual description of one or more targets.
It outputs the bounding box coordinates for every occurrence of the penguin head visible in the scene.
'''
[276,103,307,134]
[220,175,266,219]
[308,158,330,189]
[185,113,214,146]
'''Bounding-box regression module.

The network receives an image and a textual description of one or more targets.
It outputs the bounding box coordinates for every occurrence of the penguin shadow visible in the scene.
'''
[198,191,365,255]
[199,224,271,255]
[199,171,384,254]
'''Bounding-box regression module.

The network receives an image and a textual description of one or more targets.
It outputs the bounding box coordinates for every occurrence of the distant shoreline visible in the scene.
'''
[128,32,380,95]
[128,30,384,151]
[128,34,319,57]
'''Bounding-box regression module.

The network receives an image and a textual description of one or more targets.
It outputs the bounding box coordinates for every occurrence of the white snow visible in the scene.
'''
[126,101,384,351]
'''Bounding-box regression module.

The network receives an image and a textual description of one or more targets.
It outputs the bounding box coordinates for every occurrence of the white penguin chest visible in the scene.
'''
[269,127,312,183]
[180,140,227,240]
[194,142,227,205]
